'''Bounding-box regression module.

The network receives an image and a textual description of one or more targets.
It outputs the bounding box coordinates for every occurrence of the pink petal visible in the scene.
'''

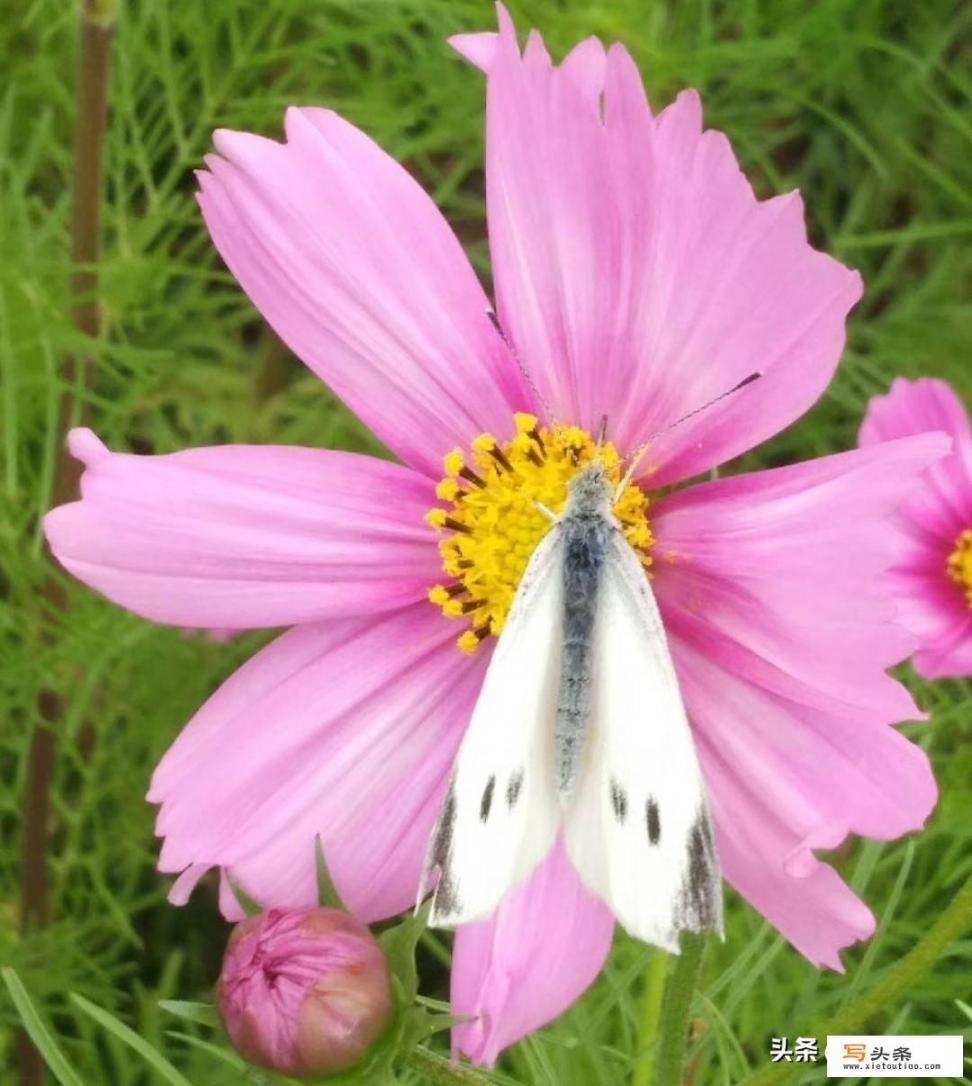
[475,11,861,482]
[198,107,529,480]
[860,376,972,447]
[449,32,498,71]
[451,840,614,1066]
[913,619,972,677]
[860,377,972,540]
[651,434,948,967]
[44,429,439,629]
[151,603,487,921]
[859,378,972,678]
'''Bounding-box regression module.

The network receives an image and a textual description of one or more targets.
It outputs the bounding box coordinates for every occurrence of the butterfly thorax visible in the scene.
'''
[563,461,616,521]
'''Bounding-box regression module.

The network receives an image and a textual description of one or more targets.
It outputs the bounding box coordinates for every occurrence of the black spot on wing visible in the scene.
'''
[687,821,710,896]
[506,770,524,810]
[480,776,496,822]
[645,798,661,845]
[609,779,628,824]
[671,809,720,934]
[430,781,461,917]
[430,783,456,868]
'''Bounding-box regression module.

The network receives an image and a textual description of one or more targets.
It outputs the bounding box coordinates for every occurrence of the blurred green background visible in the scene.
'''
[2,1,971,1083]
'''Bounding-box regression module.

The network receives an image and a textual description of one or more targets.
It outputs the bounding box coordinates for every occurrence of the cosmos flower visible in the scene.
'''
[859,377,972,678]
[45,7,947,1065]
[217,906,392,1078]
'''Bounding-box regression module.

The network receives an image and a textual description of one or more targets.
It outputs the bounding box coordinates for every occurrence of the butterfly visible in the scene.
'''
[416,404,757,947]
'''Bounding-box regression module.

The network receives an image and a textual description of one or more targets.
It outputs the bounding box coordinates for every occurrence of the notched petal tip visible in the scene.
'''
[846,266,865,304]
[494,1,516,40]
[193,167,216,198]
[168,862,211,906]
[661,87,703,134]
[783,822,849,878]
[211,127,287,174]
[210,127,241,155]
[604,41,650,110]
[282,104,338,144]
[605,39,638,67]
[861,377,969,451]
[66,426,108,466]
[448,32,498,73]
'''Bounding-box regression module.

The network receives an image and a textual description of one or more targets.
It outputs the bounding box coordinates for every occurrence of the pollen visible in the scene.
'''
[426,418,654,653]
[946,529,972,608]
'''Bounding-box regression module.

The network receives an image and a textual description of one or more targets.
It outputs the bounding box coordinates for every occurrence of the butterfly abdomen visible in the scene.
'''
[556,509,613,796]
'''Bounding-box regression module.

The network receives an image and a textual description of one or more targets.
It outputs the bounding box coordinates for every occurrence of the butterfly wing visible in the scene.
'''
[564,530,722,950]
[423,528,563,926]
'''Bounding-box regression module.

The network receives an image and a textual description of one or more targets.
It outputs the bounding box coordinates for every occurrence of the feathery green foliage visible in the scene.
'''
[2,1,971,1083]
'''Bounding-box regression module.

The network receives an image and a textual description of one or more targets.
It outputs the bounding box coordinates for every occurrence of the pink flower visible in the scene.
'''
[859,377,972,678]
[45,6,947,1065]
[217,907,392,1077]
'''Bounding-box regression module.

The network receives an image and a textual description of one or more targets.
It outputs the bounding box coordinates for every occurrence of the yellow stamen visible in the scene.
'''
[443,449,465,477]
[426,419,654,652]
[947,529,972,608]
[435,479,462,502]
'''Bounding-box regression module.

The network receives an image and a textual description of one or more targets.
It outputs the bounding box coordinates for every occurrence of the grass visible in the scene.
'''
[2,0,971,1083]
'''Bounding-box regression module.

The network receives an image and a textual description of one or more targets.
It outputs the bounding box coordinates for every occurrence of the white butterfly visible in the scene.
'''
[419,456,723,951]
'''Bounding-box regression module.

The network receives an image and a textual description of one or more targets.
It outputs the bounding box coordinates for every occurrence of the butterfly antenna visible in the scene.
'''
[487,308,555,426]
[595,414,608,454]
[616,371,762,499]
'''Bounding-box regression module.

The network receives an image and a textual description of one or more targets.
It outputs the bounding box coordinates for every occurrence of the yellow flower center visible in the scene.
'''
[946,529,972,608]
[426,414,654,653]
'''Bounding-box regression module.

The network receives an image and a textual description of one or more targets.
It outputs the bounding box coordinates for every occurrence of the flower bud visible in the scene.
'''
[217,907,392,1078]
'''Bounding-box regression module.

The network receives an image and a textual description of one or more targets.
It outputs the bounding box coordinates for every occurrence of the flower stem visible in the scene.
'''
[406,1046,498,1085]
[651,933,707,1086]
[18,3,114,1085]
[253,328,293,403]
[631,950,670,1086]
[738,870,972,1086]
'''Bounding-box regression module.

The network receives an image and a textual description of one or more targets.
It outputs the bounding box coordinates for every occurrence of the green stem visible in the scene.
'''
[406,1046,497,1085]
[738,871,972,1086]
[253,328,293,403]
[18,5,114,1086]
[652,933,707,1086]
[631,950,670,1086]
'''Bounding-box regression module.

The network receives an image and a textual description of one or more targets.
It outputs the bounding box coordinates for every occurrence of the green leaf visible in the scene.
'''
[1,967,85,1086]
[405,1046,498,1085]
[163,1030,248,1072]
[315,835,348,911]
[405,1007,469,1042]
[415,994,454,1014]
[225,877,263,918]
[159,1000,221,1028]
[379,899,432,1006]
[70,992,194,1086]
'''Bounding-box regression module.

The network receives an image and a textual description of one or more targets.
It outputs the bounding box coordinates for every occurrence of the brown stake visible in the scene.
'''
[17,3,114,1084]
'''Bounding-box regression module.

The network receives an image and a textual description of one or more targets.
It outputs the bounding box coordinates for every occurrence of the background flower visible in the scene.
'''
[859,378,972,677]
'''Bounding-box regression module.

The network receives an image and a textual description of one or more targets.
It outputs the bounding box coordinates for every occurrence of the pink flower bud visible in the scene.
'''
[217,907,393,1078]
